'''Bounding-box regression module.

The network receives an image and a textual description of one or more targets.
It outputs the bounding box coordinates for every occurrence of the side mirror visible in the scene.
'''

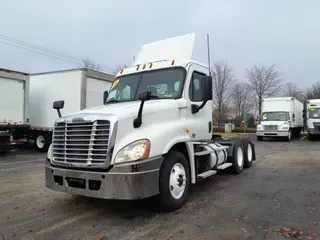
[53,100,64,118]
[133,90,152,128]
[191,76,212,114]
[53,100,64,110]
[200,76,212,101]
[103,90,109,104]
[138,90,151,101]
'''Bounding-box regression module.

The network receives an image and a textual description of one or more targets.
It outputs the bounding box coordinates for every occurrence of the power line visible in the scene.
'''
[0,34,82,62]
[0,33,116,72]
[0,40,82,65]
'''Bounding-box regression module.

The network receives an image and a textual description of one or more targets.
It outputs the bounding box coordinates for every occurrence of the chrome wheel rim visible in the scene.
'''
[169,163,187,199]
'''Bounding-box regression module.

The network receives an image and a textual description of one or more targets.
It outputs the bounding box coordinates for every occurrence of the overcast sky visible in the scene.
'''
[0,0,319,87]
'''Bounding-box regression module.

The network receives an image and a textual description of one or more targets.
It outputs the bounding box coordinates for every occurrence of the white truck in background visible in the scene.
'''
[256,97,303,141]
[0,68,30,151]
[305,99,320,140]
[45,33,257,211]
[29,68,114,151]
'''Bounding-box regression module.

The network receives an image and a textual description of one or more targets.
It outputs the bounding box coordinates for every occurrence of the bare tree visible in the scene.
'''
[305,81,320,99]
[80,58,103,72]
[211,60,236,126]
[282,82,305,102]
[245,64,283,122]
[231,81,253,119]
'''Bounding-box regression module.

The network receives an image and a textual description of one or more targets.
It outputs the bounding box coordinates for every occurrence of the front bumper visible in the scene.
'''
[256,130,288,137]
[308,129,320,135]
[45,156,163,200]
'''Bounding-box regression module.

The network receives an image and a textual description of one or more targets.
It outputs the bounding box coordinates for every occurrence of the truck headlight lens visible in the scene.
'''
[257,125,263,130]
[47,143,53,160]
[281,125,289,130]
[115,139,150,163]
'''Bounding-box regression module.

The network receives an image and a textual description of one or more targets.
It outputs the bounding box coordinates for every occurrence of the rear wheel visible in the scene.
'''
[159,151,190,212]
[243,140,254,168]
[231,141,244,174]
[35,132,51,152]
[308,134,314,141]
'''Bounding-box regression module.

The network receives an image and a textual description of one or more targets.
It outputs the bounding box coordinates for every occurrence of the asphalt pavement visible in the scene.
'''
[0,137,319,240]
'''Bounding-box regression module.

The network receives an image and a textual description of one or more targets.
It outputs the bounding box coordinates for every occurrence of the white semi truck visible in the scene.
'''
[0,68,30,151]
[45,33,256,211]
[256,97,303,141]
[305,99,320,140]
[29,69,114,151]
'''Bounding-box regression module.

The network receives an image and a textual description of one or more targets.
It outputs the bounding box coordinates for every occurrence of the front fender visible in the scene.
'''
[111,116,192,163]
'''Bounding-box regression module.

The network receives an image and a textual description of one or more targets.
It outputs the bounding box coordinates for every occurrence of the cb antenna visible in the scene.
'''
[207,34,211,76]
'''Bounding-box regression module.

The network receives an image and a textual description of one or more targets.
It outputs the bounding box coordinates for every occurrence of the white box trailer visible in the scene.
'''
[0,68,30,151]
[256,97,303,141]
[28,68,114,151]
[306,99,320,140]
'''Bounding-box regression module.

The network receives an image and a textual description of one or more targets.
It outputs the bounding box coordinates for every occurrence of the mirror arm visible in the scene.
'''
[133,100,146,128]
[57,109,62,118]
[191,100,208,114]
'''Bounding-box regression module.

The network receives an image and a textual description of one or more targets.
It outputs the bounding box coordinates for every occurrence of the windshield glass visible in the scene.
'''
[106,67,185,103]
[309,107,320,119]
[261,111,289,121]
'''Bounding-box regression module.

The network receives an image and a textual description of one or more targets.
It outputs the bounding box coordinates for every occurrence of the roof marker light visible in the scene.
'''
[149,63,153,68]
[136,65,140,71]
[171,60,175,65]
[120,68,124,74]
[143,64,146,70]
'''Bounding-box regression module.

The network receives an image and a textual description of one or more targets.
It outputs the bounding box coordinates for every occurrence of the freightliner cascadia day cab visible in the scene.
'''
[305,99,320,140]
[0,68,30,151]
[256,97,303,142]
[45,33,257,211]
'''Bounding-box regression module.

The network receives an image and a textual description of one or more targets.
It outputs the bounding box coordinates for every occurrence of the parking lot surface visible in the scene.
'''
[0,138,319,240]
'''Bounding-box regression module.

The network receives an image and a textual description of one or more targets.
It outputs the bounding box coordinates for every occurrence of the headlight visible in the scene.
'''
[257,125,263,130]
[115,139,150,163]
[281,125,289,130]
[47,143,53,160]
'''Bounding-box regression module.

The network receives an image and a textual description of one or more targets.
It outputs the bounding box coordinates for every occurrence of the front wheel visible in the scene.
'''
[257,136,263,141]
[159,151,190,212]
[286,130,292,142]
[35,133,51,152]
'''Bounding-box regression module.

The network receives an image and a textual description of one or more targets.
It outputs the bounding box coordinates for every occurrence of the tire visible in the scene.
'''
[230,140,244,174]
[257,136,263,141]
[286,130,292,142]
[159,151,190,212]
[35,132,51,152]
[308,134,314,141]
[243,139,254,168]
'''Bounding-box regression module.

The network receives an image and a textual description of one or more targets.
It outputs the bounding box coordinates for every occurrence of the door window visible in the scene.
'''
[189,72,206,102]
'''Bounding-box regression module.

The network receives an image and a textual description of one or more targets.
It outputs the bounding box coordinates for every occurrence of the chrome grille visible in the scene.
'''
[264,125,278,131]
[52,120,110,166]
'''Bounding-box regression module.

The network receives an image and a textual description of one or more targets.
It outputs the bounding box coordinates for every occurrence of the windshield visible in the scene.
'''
[261,111,289,121]
[106,67,185,103]
[309,107,320,119]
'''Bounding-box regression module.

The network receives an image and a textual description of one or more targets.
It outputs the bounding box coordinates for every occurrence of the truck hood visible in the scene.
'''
[65,99,178,120]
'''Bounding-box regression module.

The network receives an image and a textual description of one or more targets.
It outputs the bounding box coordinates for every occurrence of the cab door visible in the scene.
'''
[184,64,212,141]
